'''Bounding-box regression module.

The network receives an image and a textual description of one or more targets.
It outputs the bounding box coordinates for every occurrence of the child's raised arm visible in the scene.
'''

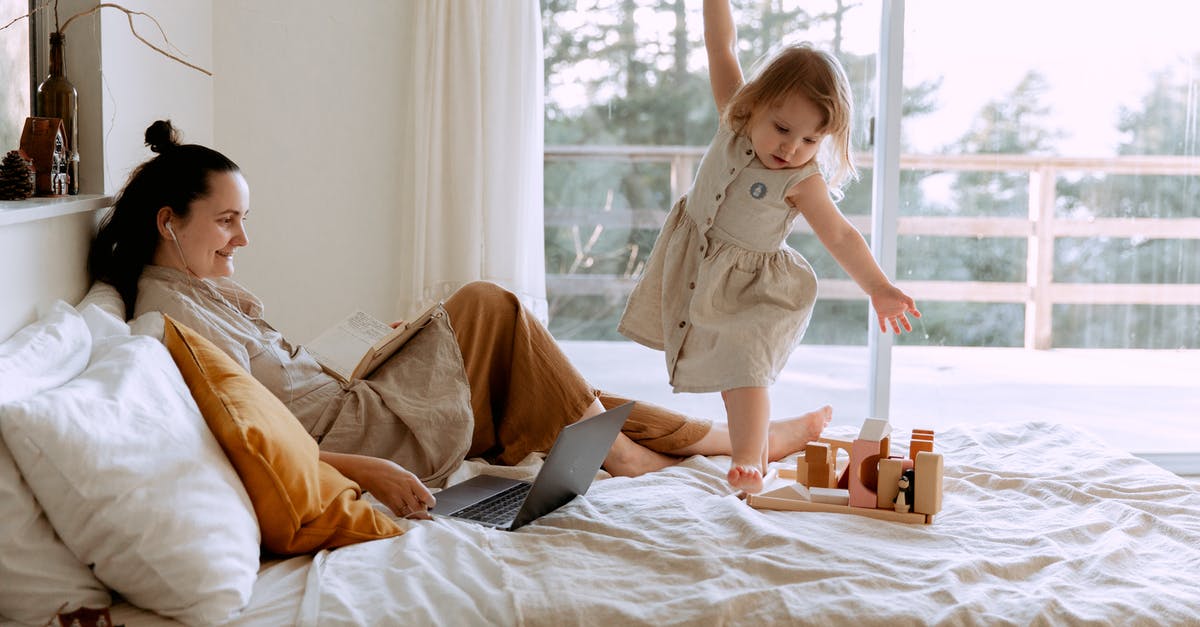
[704,0,744,114]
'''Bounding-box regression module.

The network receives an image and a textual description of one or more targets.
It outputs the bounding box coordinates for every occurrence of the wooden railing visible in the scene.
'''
[545,146,1200,349]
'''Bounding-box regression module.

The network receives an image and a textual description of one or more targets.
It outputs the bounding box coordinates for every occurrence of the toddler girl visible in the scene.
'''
[618,0,920,494]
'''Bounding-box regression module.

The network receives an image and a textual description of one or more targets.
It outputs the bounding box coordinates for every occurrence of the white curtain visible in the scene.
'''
[398,0,547,322]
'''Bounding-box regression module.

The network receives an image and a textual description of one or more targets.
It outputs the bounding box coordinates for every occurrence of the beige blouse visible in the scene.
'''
[618,124,821,393]
[134,266,473,486]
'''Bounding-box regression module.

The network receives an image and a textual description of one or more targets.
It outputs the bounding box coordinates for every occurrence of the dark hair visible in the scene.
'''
[88,120,240,315]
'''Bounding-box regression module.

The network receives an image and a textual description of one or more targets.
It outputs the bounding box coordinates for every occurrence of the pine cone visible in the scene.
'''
[0,150,35,200]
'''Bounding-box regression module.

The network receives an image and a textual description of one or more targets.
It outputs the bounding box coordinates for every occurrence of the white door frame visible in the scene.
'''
[867,0,906,420]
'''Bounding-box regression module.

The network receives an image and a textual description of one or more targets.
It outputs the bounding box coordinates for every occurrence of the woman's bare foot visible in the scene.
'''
[768,405,833,460]
[727,464,764,494]
[604,432,679,477]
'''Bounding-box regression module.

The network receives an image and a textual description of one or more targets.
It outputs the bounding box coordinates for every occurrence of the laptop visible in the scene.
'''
[430,402,634,531]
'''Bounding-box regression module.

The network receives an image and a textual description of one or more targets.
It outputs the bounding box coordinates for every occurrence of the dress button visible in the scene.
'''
[745,149,753,155]
[688,282,696,289]
[699,245,705,253]
[729,168,736,174]
[706,217,713,225]
[716,193,722,200]
[678,321,686,328]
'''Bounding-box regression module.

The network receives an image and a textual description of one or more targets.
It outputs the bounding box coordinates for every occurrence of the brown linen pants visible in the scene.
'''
[443,281,712,466]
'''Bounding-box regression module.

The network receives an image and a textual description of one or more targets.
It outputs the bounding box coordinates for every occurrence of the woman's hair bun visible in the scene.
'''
[144,120,182,154]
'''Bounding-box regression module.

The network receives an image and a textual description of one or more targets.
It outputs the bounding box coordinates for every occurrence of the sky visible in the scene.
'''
[898,0,1200,156]
[548,0,1200,158]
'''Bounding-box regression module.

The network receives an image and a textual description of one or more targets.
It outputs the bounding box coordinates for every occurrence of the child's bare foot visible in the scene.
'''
[768,405,833,460]
[727,464,764,494]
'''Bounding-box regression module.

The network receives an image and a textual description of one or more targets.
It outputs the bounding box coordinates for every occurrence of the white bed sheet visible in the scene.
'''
[107,421,1200,626]
[106,557,312,626]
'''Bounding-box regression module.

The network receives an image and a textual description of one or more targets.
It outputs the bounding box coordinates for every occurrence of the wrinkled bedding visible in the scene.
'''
[111,422,1200,626]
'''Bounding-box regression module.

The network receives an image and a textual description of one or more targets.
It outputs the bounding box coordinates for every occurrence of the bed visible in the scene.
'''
[3,208,1200,626]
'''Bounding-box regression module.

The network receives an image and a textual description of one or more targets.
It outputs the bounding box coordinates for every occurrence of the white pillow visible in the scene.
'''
[0,300,91,405]
[0,440,111,625]
[0,301,110,625]
[0,331,261,626]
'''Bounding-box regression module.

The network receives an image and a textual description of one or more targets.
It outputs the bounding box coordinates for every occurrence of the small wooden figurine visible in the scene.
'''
[894,468,914,513]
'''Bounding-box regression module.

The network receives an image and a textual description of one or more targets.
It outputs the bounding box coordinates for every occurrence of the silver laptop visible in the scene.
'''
[430,402,633,531]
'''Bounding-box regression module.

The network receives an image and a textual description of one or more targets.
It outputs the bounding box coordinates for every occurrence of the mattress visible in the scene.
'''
[105,421,1200,625]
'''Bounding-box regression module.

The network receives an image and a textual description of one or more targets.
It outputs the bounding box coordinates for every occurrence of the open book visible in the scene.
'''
[305,303,443,383]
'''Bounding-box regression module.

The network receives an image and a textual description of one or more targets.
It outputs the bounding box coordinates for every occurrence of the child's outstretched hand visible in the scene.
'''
[870,284,921,334]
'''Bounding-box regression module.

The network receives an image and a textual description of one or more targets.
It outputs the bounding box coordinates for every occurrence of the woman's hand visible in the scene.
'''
[870,284,921,334]
[354,458,437,520]
[319,451,436,519]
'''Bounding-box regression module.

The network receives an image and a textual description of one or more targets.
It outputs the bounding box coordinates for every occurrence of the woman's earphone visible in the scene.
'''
[165,218,193,274]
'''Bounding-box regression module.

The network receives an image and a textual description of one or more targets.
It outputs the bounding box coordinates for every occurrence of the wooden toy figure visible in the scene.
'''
[894,468,915,514]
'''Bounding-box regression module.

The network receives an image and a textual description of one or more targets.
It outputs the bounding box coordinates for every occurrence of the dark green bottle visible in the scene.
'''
[35,31,79,195]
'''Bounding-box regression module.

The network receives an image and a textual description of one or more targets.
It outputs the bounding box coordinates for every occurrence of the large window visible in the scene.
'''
[543,0,878,339]
[543,0,1199,458]
[1,0,32,152]
[543,0,880,421]
[892,0,1200,455]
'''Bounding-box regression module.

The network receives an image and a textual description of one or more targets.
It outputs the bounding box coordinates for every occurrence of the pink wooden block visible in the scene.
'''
[848,438,883,508]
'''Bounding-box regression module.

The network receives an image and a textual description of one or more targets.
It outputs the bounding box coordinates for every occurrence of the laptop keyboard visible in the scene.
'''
[452,482,533,526]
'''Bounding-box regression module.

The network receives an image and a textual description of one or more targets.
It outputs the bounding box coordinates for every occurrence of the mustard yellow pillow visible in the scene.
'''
[161,315,402,555]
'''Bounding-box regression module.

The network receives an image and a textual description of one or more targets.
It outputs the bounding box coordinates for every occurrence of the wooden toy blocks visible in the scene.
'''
[848,418,892,508]
[910,429,935,460]
[805,442,833,489]
[913,451,944,516]
[748,422,944,525]
[816,437,854,489]
[876,457,904,510]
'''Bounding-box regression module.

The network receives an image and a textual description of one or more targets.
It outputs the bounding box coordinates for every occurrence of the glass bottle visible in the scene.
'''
[35,32,79,195]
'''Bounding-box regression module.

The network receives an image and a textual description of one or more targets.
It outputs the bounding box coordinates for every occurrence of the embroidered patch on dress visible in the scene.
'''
[750,182,767,199]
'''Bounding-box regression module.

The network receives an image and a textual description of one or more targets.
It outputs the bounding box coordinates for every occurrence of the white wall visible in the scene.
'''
[3,1,414,341]
[0,208,103,338]
[212,0,411,341]
[99,0,213,193]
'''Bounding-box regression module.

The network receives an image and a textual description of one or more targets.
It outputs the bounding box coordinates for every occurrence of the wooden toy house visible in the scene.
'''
[19,116,71,196]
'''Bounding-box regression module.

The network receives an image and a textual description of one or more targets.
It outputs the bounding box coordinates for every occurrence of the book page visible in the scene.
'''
[305,311,395,382]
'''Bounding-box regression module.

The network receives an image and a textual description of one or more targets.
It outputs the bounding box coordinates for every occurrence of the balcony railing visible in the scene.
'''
[545,146,1200,349]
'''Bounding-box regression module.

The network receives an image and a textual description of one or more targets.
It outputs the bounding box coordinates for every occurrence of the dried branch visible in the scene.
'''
[0,0,52,33]
[62,3,211,76]
[2,1,211,77]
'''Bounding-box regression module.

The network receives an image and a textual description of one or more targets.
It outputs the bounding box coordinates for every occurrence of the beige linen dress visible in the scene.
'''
[618,124,820,393]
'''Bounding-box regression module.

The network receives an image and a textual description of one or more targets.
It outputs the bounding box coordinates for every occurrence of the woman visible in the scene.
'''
[89,121,831,520]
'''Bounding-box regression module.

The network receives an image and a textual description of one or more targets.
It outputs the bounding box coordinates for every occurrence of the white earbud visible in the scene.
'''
[166,218,192,274]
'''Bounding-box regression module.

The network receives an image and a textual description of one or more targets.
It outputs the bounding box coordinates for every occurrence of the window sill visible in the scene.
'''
[0,194,113,228]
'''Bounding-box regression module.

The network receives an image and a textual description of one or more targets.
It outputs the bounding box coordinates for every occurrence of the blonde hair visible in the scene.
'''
[722,43,857,194]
